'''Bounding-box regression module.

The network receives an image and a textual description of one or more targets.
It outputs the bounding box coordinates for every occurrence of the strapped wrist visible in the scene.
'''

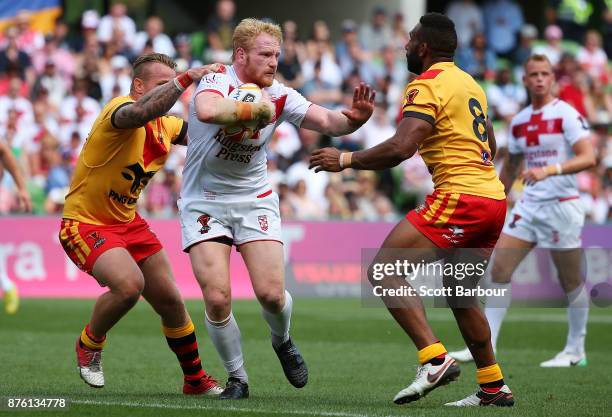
[173,72,193,92]
[339,152,353,169]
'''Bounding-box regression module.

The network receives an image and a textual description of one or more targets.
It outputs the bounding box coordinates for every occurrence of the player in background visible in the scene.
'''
[449,54,595,367]
[311,13,514,407]
[60,53,223,395]
[0,138,32,314]
[182,18,374,399]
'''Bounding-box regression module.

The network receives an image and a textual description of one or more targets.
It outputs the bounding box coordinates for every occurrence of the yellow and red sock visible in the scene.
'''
[80,324,106,350]
[163,320,205,385]
[477,363,505,392]
[417,341,447,365]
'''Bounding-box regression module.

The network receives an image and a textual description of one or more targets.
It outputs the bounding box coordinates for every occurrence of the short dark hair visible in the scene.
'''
[418,13,457,57]
[132,53,176,79]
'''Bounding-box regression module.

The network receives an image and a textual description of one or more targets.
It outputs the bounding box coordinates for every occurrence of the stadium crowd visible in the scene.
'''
[0,0,610,222]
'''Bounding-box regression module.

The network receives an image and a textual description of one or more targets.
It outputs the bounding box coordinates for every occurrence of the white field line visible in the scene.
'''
[72,399,408,417]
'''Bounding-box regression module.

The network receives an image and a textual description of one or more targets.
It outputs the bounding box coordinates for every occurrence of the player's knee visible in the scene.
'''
[115,278,144,306]
[205,288,231,317]
[491,262,512,284]
[257,289,285,313]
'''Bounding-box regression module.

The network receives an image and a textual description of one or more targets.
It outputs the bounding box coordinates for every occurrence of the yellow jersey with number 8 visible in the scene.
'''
[401,62,505,200]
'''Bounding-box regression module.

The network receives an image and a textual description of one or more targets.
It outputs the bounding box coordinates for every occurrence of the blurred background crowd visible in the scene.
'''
[0,0,610,223]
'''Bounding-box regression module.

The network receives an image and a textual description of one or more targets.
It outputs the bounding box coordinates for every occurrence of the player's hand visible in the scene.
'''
[342,83,376,128]
[309,147,343,173]
[522,167,549,185]
[255,90,275,124]
[186,63,226,82]
[16,187,32,212]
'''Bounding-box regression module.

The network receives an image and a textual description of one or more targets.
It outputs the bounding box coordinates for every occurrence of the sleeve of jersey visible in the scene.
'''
[106,96,135,131]
[279,83,312,127]
[562,105,590,146]
[401,80,439,126]
[194,73,230,98]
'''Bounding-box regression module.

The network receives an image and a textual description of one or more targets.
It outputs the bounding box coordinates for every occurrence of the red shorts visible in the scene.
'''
[59,213,163,275]
[407,191,506,252]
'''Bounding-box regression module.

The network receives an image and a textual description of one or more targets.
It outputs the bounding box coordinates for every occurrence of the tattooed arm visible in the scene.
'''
[112,64,223,129]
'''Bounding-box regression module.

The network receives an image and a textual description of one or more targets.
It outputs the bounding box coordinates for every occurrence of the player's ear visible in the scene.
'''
[235,47,246,63]
[132,78,144,95]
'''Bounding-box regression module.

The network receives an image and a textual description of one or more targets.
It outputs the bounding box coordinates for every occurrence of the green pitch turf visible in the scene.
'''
[1,298,610,417]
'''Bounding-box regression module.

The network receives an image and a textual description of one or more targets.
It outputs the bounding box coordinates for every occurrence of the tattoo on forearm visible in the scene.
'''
[114,82,183,129]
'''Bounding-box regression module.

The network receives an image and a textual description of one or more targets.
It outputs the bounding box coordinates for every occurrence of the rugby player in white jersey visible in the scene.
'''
[180,18,375,399]
[450,54,596,368]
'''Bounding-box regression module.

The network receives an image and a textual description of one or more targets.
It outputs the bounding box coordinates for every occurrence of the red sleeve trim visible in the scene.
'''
[416,69,444,80]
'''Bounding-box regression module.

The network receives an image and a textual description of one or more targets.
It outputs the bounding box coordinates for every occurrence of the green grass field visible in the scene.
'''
[1,298,611,417]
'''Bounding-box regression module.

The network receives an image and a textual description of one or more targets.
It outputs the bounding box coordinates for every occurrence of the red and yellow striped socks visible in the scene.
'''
[417,341,447,365]
[79,324,106,350]
[477,363,505,391]
[163,320,205,385]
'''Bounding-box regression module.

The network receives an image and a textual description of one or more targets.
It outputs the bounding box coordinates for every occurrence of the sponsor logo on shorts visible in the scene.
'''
[509,214,522,229]
[258,215,269,232]
[87,231,107,249]
[442,225,464,245]
[415,204,426,214]
[197,214,211,234]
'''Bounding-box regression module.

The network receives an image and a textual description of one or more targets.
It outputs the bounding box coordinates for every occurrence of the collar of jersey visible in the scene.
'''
[429,61,455,70]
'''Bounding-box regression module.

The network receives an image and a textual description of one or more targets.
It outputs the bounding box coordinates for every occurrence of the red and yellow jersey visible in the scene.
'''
[63,96,187,225]
[401,62,505,200]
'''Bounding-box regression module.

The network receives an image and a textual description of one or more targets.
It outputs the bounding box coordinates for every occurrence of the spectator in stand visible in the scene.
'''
[174,34,203,69]
[31,59,68,109]
[588,77,612,125]
[358,6,392,53]
[12,10,44,55]
[576,30,609,83]
[99,55,131,103]
[483,0,524,58]
[77,10,101,53]
[356,103,396,150]
[534,24,565,66]
[390,13,410,53]
[446,0,484,48]
[0,77,34,131]
[556,53,591,118]
[512,24,538,69]
[303,21,342,88]
[133,16,175,57]
[0,26,34,86]
[456,32,497,81]
[336,19,373,84]
[302,60,342,109]
[546,0,592,44]
[97,3,136,49]
[287,179,326,220]
[205,0,237,63]
[604,1,612,59]
[31,35,76,88]
[277,37,304,90]
[487,67,527,123]
[57,79,100,146]
[325,181,352,220]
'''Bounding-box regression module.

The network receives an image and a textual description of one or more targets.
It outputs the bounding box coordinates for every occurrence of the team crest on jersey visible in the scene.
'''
[405,89,419,105]
[509,214,522,229]
[197,214,211,234]
[481,149,492,165]
[87,232,107,249]
[258,215,269,232]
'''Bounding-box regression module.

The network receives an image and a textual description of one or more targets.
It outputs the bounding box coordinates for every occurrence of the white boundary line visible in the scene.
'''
[72,399,408,417]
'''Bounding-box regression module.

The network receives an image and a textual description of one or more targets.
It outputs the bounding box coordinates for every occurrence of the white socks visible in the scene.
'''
[0,268,14,292]
[205,312,248,382]
[484,282,512,353]
[262,290,292,348]
[564,285,589,355]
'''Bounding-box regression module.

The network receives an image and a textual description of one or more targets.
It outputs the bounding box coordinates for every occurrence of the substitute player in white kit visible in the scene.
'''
[180,18,375,399]
[450,54,596,367]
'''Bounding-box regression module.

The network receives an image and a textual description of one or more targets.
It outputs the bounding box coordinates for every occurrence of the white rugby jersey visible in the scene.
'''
[182,65,312,201]
[508,99,590,202]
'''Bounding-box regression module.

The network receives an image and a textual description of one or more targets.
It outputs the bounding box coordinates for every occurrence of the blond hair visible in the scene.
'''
[232,18,283,60]
[524,54,552,71]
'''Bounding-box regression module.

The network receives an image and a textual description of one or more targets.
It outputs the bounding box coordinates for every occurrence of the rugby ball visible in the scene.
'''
[224,83,263,141]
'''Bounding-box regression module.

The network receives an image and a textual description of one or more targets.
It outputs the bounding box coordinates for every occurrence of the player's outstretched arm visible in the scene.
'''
[195,90,275,126]
[522,136,596,185]
[301,83,375,137]
[309,115,432,172]
[113,64,223,129]
[0,139,32,212]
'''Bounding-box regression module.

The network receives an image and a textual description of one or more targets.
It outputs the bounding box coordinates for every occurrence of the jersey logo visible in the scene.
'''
[122,163,156,194]
[258,215,269,232]
[197,214,212,234]
[512,114,563,147]
[86,232,107,249]
[405,89,419,106]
